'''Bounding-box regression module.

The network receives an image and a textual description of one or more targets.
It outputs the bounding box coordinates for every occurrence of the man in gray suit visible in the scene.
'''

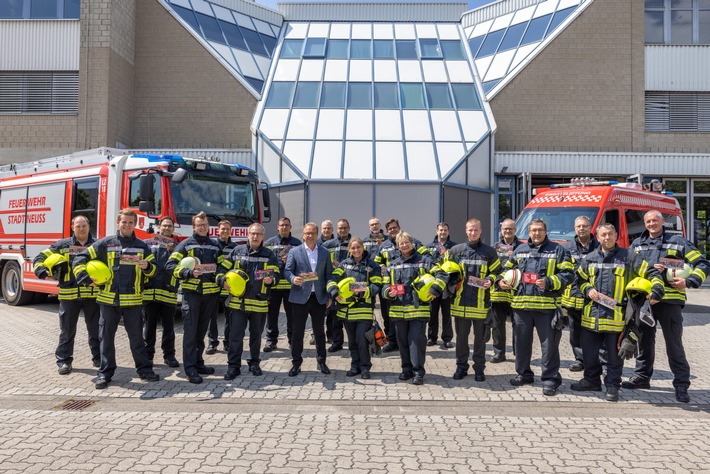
[284,222,334,376]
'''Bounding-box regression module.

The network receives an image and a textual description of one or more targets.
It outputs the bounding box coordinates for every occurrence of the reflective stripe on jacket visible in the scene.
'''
[326,252,382,321]
[560,236,599,310]
[165,234,223,295]
[382,253,444,320]
[34,235,100,301]
[264,234,302,290]
[216,244,280,313]
[447,240,502,319]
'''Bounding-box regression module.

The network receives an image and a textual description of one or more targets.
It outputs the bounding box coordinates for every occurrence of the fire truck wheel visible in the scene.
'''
[1,262,35,306]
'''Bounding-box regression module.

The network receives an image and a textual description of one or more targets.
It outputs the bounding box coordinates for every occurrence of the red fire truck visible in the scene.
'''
[515,178,685,246]
[0,147,270,305]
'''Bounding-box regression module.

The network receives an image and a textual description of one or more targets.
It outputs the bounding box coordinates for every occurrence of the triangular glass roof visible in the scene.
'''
[464,0,589,99]
[162,0,281,97]
[252,21,492,182]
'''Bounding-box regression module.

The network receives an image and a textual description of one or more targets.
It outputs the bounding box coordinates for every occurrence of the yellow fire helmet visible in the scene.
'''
[180,256,201,270]
[440,260,462,277]
[86,260,112,285]
[42,252,69,276]
[502,269,521,289]
[337,277,357,300]
[626,277,653,296]
[225,269,249,297]
[412,274,437,302]
[666,264,692,281]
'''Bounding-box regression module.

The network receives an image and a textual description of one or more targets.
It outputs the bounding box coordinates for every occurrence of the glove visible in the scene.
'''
[638,300,656,327]
[551,308,568,330]
[37,269,49,280]
[617,331,638,360]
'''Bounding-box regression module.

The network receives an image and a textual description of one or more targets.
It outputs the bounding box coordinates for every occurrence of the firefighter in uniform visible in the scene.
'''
[363,217,385,256]
[375,219,430,353]
[318,220,335,245]
[447,218,502,381]
[327,237,383,379]
[490,218,520,363]
[560,216,599,372]
[322,218,352,352]
[218,223,280,379]
[426,222,457,348]
[73,209,159,389]
[142,216,179,368]
[263,217,301,352]
[499,219,574,396]
[165,211,223,384]
[573,223,664,401]
[621,210,710,403]
[382,232,445,385]
[206,220,236,354]
[34,214,100,375]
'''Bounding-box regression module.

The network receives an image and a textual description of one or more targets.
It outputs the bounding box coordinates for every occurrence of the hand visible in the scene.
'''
[335,296,346,304]
[536,279,547,290]
[498,280,512,290]
[428,290,438,300]
[649,298,660,305]
[264,276,274,285]
[192,268,203,277]
[223,282,230,290]
[588,289,599,301]
[293,276,304,286]
[482,279,492,289]
[670,277,687,289]
[653,263,666,272]
[326,298,332,309]
[138,259,148,270]
[388,287,398,298]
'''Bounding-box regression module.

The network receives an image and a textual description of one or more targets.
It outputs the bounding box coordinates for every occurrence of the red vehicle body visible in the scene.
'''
[0,147,269,305]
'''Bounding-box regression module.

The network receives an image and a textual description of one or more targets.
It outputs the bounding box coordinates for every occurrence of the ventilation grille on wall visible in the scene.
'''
[646,91,710,132]
[0,71,79,114]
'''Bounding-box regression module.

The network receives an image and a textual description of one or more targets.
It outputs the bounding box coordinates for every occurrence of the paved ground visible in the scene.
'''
[1,292,710,472]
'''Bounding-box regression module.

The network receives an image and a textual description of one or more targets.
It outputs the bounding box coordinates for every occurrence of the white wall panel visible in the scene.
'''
[373,23,394,39]
[273,59,300,81]
[402,110,432,141]
[324,59,348,81]
[394,23,416,39]
[344,142,374,179]
[307,22,330,37]
[437,23,461,40]
[283,140,313,175]
[446,61,474,83]
[458,111,489,143]
[375,142,405,179]
[286,109,318,139]
[316,109,345,139]
[311,141,343,178]
[406,142,439,180]
[349,60,373,82]
[374,60,397,82]
[422,61,448,83]
[374,110,403,140]
[351,23,372,39]
[346,110,373,140]
[645,45,710,92]
[435,142,466,176]
[329,23,350,39]
[397,61,422,82]
[415,24,438,38]
[430,111,462,141]
[0,20,80,70]
[259,109,290,141]
[298,59,324,81]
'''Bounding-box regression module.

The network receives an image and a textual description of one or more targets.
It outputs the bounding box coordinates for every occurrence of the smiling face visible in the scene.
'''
[72,216,90,241]
[386,222,400,240]
[158,219,174,237]
[193,217,209,237]
[349,239,364,261]
[117,214,136,238]
[337,221,350,239]
[303,224,318,247]
[465,222,481,243]
[644,211,665,238]
[397,237,413,257]
[218,223,231,241]
[529,222,547,245]
[437,224,449,242]
[597,226,617,251]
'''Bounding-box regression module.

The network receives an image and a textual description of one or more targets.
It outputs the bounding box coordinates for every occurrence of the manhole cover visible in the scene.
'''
[54,399,97,411]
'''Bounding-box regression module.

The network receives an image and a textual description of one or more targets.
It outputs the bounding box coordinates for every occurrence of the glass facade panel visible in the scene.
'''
[320,82,346,108]
[327,39,349,59]
[374,83,399,109]
[426,83,453,109]
[220,20,247,50]
[350,39,372,59]
[347,83,372,109]
[547,7,575,35]
[452,84,481,110]
[670,10,693,44]
[304,38,327,58]
[701,11,710,44]
[419,38,442,58]
[242,28,267,56]
[374,40,395,59]
[396,40,418,59]
[280,39,304,58]
[469,35,485,57]
[265,82,295,108]
[244,76,264,92]
[260,34,276,55]
[173,5,200,31]
[196,12,225,44]
[64,0,80,18]
[645,11,665,43]
[441,40,466,60]
[478,29,505,57]
[293,82,321,108]
[31,0,57,18]
[498,22,527,52]
[521,13,552,45]
[400,83,425,109]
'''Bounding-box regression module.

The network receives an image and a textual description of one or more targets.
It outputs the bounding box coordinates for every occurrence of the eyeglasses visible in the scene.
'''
[249,232,264,236]
[386,227,399,232]
[194,223,208,228]
[278,223,290,227]
[303,231,317,236]
[501,227,515,231]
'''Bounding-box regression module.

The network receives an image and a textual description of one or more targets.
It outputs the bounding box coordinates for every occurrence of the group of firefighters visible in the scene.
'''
[32,209,708,402]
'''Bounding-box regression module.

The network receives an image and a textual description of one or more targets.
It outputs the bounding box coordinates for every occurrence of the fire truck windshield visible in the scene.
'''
[170,173,257,226]
[515,207,599,243]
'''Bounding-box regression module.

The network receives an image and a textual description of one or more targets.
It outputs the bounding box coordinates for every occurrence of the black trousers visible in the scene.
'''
[344,319,372,371]
[207,297,230,347]
[454,317,487,372]
[513,309,562,387]
[56,299,100,366]
[581,329,623,388]
[98,304,153,378]
[565,307,584,364]
[143,301,176,359]
[181,292,218,375]
[326,307,344,346]
[633,302,690,389]
[491,301,515,356]
[291,294,327,366]
[228,310,267,368]
[394,318,427,376]
[265,289,293,345]
[428,297,453,343]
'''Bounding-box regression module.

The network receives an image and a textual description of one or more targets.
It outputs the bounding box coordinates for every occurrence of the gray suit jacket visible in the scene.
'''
[285,244,333,305]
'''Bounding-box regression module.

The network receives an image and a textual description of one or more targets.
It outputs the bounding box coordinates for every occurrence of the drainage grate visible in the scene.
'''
[54,399,98,411]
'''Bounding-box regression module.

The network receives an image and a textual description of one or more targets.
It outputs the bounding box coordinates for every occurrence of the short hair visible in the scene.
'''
[436,222,449,230]
[395,231,413,245]
[386,218,400,230]
[369,217,380,225]
[575,216,591,225]
[596,223,617,235]
[304,222,318,233]
[192,211,207,225]
[278,217,291,225]
[529,219,547,231]
[644,210,664,221]
[159,216,174,226]
[72,215,90,226]
[248,223,265,234]
[218,220,232,229]
[117,209,137,223]
[321,220,333,227]
[465,218,481,227]
[500,218,516,229]
[337,219,350,227]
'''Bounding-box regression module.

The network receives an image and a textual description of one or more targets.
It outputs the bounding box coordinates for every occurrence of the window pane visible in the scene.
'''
[498,22,527,52]
[419,38,442,58]
[440,40,466,60]
[244,76,264,93]
[482,79,500,94]
[373,40,395,59]
[701,11,710,44]
[645,0,664,7]
[670,10,693,44]
[350,39,372,59]
[0,0,23,18]
[547,7,575,36]
[521,14,552,45]
[671,0,692,7]
[293,82,320,108]
[64,0,80,18]
[374,83,399,109]
[173,6,200,32]
[196,13,225,44]
[348,83,372,109]
[327,39,349,59]
[260,33,276,56]
[701,0,710,8]
[280,39,303,58]
[452,84,481,110]
[320,82,346,108]
[242,28,267,56]
[265,82,295,108]
[468,35,485,57]
[396,40,418,59]
[400,83,425,109]
[31,0,57,18]
[477,29,505,56]
[220,20,247,50]
[645,11,665,43]
[304,37,327,58]
[426,83,453,109]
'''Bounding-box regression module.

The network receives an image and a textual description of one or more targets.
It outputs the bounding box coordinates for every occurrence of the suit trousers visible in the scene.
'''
[291,293,327,366]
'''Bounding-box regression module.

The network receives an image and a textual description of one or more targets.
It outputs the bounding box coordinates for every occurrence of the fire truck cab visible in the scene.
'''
[0,147,269,306]
[515,178,685,247]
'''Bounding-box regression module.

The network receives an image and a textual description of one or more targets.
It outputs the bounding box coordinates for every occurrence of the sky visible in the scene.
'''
[254,0,496,12]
